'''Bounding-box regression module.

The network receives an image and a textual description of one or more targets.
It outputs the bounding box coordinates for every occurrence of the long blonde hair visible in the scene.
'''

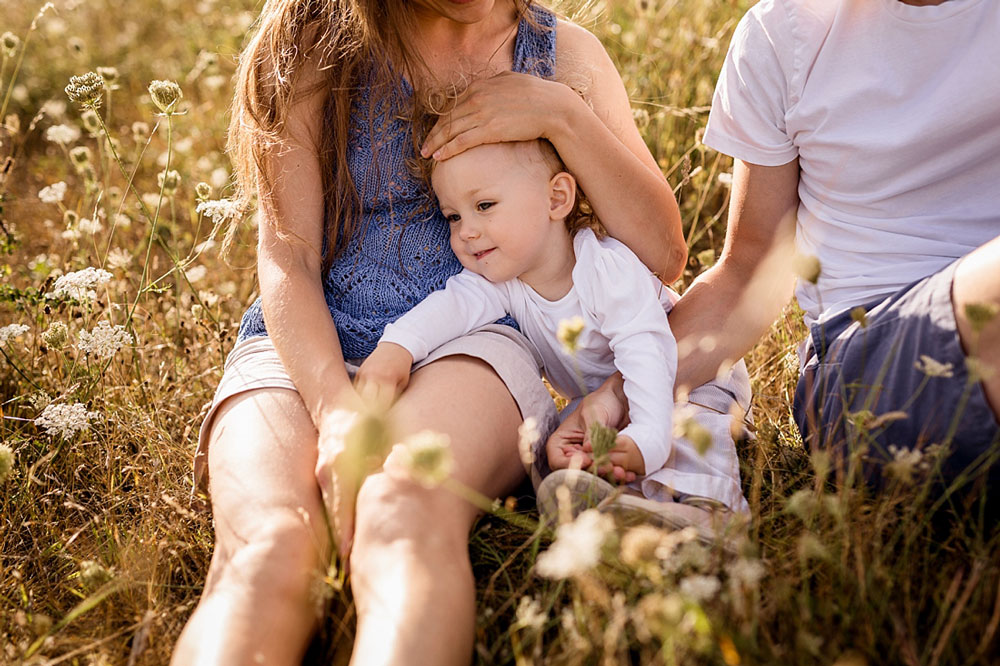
[226,0,534,271]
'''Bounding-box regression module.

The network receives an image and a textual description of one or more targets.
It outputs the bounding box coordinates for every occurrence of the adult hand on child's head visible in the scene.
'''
[420,71,579,161]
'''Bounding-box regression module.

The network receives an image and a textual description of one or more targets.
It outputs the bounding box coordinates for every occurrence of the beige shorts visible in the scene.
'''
[194,325,561,493]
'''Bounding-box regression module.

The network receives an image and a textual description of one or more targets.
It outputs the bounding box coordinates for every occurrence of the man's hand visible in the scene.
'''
[354,342,414,406]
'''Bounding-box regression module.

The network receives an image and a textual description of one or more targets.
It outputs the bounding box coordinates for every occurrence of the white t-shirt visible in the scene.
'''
[704,0,1000,327]
[381,229,679,474]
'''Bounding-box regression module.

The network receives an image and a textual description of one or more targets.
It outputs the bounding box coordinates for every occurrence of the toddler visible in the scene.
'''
[358,139,749,514]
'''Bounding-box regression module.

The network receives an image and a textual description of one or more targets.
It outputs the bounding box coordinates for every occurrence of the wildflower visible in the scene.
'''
[726,557,766,590]
[65,72,104,108]
[195,181,212,201]
[914,354,954,378]
[45,123,80,145]
[158,169,181,194]
[113,213,132,230]
[620,524,665,568]
[78,320,133,359]
[792,252,821,284]
[148,80,183,114]
[557,315,585,353]
[514,595,547,633]
[717,171,734,187]
[0,444,13,483]
[35,402,98,439]
[850,306,869,328]
[677,415,713,455]
[38,181,67,204]
[80,108,101,134]
[41,321,69,349]
[78,217,102,235]
[0,323,30,345]
[535,509,613,579]
[517,417,540,465]
[965,302,999,334]
[69,145,91,168]
[78,560,112,588]
[107,248,132,270]
[96,66,119,88]
[48,266,113,301]
[196,198,241,226]
[131,121,150,144]
[679,574,721,602]
[2,32,19,57]
[186,265,207,283]
[398,430,453,488]
[198,290,220,308]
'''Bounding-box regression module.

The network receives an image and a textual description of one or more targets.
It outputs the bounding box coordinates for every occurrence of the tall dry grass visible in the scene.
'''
[1,0,998,664]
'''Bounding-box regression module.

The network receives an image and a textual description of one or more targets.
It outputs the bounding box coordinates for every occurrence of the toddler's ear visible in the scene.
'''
[548,171,577,220]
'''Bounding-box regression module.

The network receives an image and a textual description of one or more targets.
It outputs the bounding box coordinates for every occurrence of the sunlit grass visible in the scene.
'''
[2,1,998,664]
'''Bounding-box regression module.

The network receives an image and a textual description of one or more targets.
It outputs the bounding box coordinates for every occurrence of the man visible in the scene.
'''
[670,0,1000,500]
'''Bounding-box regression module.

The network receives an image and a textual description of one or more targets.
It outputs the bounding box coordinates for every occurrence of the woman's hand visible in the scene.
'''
[420,71,579,161]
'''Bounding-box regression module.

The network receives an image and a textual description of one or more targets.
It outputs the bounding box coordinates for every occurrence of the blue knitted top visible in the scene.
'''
[236,7,557,358]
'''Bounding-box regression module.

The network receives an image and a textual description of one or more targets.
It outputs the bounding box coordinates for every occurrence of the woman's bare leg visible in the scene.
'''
[172,388,331,665]
[348,355,527,666]
[953,234,1000,416]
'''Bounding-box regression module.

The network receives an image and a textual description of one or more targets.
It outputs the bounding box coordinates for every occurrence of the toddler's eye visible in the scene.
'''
[476,201,495,212]
[445,213,461,224]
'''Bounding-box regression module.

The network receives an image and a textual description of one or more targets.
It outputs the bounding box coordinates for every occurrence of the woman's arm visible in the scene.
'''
[420,21,685,281]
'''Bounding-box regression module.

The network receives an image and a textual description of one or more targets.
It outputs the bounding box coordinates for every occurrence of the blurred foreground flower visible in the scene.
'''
[557,315,585,354]
[45,124,80,145]
[35,402,98,439]
[914,354,953,378]
[0,444,13,483]
[398,430,453,488]
[47,267,112,301]
[78,320,133,360]
[536,509,613,579]
[517,417,540,465]
[79,560,112,588]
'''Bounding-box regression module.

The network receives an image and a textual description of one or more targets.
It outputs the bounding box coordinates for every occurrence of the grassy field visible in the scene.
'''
[2,0,999,664]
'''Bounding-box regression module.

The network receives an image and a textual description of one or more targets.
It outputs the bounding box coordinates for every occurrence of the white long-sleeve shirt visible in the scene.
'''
[381,229,678,474]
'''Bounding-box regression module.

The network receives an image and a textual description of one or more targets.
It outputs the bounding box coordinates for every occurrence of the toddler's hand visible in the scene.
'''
[601,434,646,477]
[355,342,414,406]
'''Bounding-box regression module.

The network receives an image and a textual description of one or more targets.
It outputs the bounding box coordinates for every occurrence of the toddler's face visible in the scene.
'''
[432,142,568,285]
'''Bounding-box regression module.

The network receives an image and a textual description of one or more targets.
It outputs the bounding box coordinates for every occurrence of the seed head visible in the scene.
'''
[195,181,212,201]
[42,321,69,349]
[96,66,119,87]
[792,252,821,284]
[148,79,183,114]
[80,108,101,134]
[63,210,79,227]
[69,145,91,168]
[65,72,104,108]
[1,32,19,57]
[158,169,181,194]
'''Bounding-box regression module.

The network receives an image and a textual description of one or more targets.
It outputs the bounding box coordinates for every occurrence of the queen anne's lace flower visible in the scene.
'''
[0,323,30,345]
[42,321,68,349]
[45,123,80,145]
[38,181,67,204]
[195,198,241,226]
[65,72,104,107]
[536,509,613,579]
[78,320,133,359]
[48,267,112,301]
[35,402,98,439]
[148,80,182,114]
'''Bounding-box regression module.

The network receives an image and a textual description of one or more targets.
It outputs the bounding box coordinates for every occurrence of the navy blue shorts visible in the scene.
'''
[793,260,1000,490]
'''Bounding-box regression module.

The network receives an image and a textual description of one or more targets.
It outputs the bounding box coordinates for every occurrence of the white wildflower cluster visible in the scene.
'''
[38,181,67,204]
[536,509,614,579]
[185,265,207,283]
[514,595,547,633]
[78,217,103,235]
[106,248,132,270]
[517,416,540,465]
[914,354,954,378]
[35,402,98,439]
[678,574,721,602]
[726,556,766,590]
[78,320,133,359]
[398,430,453,488]
[0,323,30,345]
[45,123,80,145]
[48,267,112,301]
[884,443,945,484]
[195,198,241,226]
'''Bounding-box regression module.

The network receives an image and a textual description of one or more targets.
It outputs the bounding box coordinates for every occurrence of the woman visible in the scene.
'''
[172,0,685,663]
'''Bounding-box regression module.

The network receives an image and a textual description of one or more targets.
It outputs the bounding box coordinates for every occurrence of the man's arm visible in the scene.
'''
[669,158,801,395]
